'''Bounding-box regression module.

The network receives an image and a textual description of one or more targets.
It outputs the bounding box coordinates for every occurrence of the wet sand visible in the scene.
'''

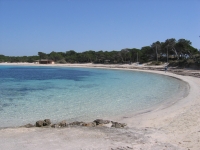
[0,63,200,150]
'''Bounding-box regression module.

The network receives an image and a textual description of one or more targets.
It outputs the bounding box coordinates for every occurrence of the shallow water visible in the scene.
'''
[0,65,187,127]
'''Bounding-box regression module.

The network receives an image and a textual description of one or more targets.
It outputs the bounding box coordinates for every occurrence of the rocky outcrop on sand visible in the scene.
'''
[35,119,51,127]
[23,119,127,129]
[93,119,110,125]
[111,121,127,128]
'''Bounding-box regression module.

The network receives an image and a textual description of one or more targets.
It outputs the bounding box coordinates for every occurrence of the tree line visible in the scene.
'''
[0,38,200,66]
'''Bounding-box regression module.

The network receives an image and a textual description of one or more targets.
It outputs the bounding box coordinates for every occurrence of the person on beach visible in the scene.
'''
[165,66,168,73]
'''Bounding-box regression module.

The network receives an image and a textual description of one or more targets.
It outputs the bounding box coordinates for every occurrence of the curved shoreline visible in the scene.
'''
[0,63,190,127]
[0,63,200,149]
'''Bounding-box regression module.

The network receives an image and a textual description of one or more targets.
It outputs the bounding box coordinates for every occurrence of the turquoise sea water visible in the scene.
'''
[0,65,186,127]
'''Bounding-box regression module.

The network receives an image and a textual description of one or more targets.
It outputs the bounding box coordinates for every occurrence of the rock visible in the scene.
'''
[58,120,68,127]
[36,120,44,127]
[115,123,122,128]
[69,121,84,126]
[36,119,51,127]
[43,119,51,126]
[93,119,110,125]
[102,122,112,127]
[111,121,127,128]
[35,119,127,128]
[51,120,68,128]
[24,123,34,128]
[82,122,96,127]
[51,124,59,128]
[120,123,127,127]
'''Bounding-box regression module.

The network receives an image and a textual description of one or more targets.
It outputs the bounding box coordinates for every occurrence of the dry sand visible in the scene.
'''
[0,63,200,150]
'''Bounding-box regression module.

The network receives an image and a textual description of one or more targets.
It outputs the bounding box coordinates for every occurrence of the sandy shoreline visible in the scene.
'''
[0,63,200,150]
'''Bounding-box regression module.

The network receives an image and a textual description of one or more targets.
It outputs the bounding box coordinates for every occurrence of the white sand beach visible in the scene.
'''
[0,63,200,150]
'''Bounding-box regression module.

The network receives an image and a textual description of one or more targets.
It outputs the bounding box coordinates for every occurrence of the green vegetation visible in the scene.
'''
[0,38,200,68]
[0,55,39,63]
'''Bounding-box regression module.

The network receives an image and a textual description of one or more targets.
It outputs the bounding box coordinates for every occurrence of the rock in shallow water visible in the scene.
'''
[69,121,85,126]
[93,119,110,125]
[36,119,51,127]
[34,119,127,128]
[111,121,127,128]
[58,120,68,127]
[36,120,44,127]
[82,122,96,127]
[43,119,51,126]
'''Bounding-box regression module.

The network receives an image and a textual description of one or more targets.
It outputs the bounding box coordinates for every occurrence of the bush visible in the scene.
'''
[169,59,200,68]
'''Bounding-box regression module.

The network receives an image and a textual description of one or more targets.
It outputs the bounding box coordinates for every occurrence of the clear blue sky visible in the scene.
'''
[0,0,200,56]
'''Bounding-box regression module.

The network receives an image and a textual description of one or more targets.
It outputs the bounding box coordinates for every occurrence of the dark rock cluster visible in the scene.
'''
[35,119,51,127]
[23,119,127,129]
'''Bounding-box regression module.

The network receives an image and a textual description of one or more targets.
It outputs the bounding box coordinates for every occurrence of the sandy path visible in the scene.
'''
[0,63,200,150]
